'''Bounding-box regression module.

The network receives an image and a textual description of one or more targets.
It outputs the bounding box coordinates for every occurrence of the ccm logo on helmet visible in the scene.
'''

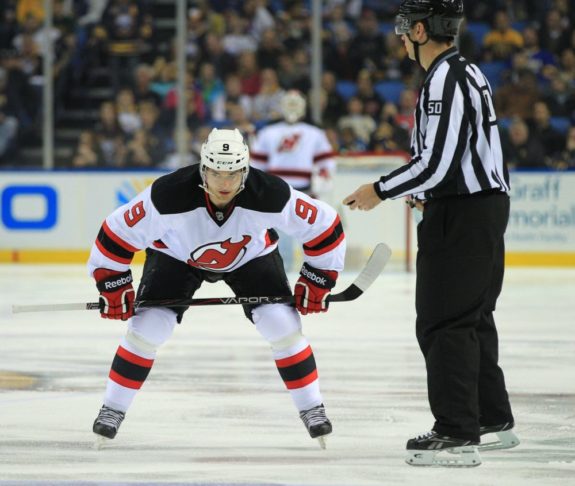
[104,274,133,289]
[301,266,327,286]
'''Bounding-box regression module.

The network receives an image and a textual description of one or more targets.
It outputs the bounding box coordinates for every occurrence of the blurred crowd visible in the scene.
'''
[0,0,574,170]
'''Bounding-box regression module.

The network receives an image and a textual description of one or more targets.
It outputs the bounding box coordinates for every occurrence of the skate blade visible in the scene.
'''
[479,430,520,451]
[93,434,110,450]
[406,446,482,467]
[316,436,328,449]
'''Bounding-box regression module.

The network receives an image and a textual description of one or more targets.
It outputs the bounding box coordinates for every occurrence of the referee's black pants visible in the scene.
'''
[415,192,514,442]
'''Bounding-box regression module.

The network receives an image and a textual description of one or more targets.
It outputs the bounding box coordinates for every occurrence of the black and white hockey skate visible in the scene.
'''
[405,431,481,467]
[93,405,125,448]
[479,421,519,451]
[299,404,332,449]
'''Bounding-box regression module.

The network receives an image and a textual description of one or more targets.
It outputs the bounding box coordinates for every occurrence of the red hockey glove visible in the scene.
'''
[294,263,338,315]
[94,268,135,320]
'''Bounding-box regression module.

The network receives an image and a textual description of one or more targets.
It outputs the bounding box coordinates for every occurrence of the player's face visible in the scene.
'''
[205,167,243,207]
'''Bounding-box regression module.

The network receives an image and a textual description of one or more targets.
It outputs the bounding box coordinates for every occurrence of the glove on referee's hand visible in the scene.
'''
[94,268,135,321]
[294,263,338,315]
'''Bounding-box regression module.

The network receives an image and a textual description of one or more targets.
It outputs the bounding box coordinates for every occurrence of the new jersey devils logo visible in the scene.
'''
[187,236,252,271]
[277,133,301,152]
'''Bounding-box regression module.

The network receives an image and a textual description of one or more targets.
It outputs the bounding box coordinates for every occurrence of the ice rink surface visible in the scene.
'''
[0,263,574,486]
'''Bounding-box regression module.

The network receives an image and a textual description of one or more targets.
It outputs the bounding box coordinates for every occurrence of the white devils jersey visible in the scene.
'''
[250,121,336,190]
[88,165,346,276]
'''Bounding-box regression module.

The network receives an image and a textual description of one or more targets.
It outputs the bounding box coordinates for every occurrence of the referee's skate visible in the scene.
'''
[405,431,481,467]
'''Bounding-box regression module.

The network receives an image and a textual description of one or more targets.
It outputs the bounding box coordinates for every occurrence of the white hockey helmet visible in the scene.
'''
[200,128,250,192]
[281,90,306,123]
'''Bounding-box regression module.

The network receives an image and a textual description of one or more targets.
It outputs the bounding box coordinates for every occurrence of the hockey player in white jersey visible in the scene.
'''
[250,90,337,271]
[89,128,345,449]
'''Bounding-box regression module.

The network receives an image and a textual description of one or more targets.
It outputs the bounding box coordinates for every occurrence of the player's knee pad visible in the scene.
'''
[252,303,304,349]
[125,307,177,355]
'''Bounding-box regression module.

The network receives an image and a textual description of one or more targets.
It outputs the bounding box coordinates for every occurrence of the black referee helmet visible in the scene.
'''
[395,0,464,37]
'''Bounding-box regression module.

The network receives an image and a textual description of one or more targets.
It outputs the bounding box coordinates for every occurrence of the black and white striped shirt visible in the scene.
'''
[374,47,509,202]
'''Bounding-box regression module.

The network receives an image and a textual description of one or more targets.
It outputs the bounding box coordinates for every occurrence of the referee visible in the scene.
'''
[344,0,519,467]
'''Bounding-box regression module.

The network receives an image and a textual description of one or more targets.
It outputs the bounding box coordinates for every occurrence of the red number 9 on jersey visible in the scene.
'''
[295,198,317,224]
[124,201,146,227]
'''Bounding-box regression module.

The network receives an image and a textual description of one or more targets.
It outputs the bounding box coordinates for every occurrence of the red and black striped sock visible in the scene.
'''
[275,345,318,390]
[109,346,154,390]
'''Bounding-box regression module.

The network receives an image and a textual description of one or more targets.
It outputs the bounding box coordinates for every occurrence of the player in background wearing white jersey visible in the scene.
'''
[250,90,337,272]
[89,128,345,448]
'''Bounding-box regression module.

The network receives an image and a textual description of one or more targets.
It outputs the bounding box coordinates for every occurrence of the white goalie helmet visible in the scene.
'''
[200,128,250,192]
[281,90,306,123]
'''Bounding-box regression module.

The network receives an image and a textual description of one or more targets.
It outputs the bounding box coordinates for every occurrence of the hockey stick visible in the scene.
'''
[11,243,391,314]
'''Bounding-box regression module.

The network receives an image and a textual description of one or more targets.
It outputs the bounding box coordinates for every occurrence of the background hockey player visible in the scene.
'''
[343,0,519,467]
[250,90,337,272]
[88,128,345,448]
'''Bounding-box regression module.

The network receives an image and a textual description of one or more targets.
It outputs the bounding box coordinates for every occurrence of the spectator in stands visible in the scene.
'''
[498,0,530,23]
[324,3,349,39]
[115,88,141,135]
[199,32,237,80]
[256,27,284,70]
[348,9,387,76]
[278,0,310,52]
[529,100,565,158]
[53,31,78,115]
[16,0,44,24]
[287,47,311,93]
[242,0,275,42]
[338,125,368,153]
[150,58,177,100]
[227,101,256,141]
[482,10,524,61]
[52,0,75,38]
[337,96,376,145]
[0,67,19,163]
[558,47,575,81]
[550,126,575,170]
[72,129,99,167]
[378,103,410,152]
[521,25,556,82]
[542,71,575,117]
[222,10,257,56]
[139,100,168,151]
[394,89,417,135]
[211,73,252,122]
[132,63,162,106]
[502,117,546,169]
[251,68,285,122]
[196,61,225,121]
[127,99,170,167]
[368,118,410,153]
[161,80,206,133]
[236,51,261,96]
[0,47,38,134]
[0,5,18,50]
[93,101,127,167]
[324,23,357,81]
[494,68,541,119]
[96,0,154,91]
[12,13,60,56]
[275,48,310,93]
[319,70,346,128]
[355,69,382,120]
[16,33,42,82]
[185,7,209,64]
[539,8,570,55]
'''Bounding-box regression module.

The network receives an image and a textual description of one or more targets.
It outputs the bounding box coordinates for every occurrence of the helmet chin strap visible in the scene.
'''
[406,32,430,67]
